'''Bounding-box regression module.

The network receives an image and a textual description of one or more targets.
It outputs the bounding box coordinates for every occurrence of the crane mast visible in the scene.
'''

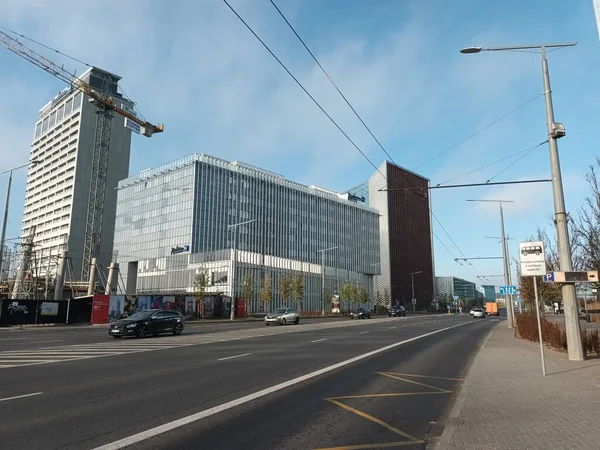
[0,30,164,282]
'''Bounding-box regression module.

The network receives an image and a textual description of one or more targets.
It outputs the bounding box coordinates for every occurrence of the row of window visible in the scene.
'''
[34,92,82,140]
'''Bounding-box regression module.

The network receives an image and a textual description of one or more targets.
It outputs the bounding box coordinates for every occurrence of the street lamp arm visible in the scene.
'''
[461,42,577,53]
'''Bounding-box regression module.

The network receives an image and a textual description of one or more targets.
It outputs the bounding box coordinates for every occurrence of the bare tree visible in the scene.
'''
[574,157,600,289]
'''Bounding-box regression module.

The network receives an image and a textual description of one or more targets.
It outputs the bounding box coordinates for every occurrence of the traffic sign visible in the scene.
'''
[519,241,547,277]
[499,285,518,295]
[545,271,599,283]
[543,272,555,282]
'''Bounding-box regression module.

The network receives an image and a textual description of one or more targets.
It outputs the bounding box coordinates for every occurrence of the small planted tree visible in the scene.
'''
[357,285,369,306]
[291,272,305,309]
[193,268,209,319]
[241,274,254,315]
[341,283,356,310]
[260,273,273,312]
[382,288,391,310]
[279,273,293,304]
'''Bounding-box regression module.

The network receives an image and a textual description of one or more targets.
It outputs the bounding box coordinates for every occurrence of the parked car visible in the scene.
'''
[472,308,486,319]
[265,307,299,326]
[389,306,406,317]
[108,309,185,338]
[350,307,371,319]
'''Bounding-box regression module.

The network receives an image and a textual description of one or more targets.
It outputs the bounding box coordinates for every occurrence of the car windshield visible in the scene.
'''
[274,308,287,314]
[126,310,155,320]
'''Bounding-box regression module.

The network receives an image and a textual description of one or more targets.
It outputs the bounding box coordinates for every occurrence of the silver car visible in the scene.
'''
[265,307,299,326]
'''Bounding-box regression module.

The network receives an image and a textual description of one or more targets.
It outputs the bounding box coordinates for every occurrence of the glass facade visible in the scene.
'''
[114,154,381,312]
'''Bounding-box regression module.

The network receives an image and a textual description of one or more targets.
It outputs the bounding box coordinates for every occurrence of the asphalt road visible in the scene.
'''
[0,315,351,351]
[0,314,496,450]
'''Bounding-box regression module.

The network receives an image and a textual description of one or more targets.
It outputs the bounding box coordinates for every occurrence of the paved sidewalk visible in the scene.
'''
[433,323,600,450]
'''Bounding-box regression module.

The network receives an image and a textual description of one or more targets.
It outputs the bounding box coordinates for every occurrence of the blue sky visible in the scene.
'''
[0,0,598,287]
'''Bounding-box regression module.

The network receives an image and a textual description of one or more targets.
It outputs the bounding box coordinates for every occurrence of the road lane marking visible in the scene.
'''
[359,331,369,334]
[30,340,65,344]
[311,338,327,343]
[326,398,422,442]
[389,327,397,330]
[218,353,252,361]
[315,442,424,449]
[0,392,43,402]
[91,320,473,450]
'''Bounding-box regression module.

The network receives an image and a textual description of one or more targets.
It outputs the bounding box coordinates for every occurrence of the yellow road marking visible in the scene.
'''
[317,372,462,449]
[329,392,448,400]
[326,398,421,442]
[376,372,451,393]
[314,440,426,450]
[384,373,465,381]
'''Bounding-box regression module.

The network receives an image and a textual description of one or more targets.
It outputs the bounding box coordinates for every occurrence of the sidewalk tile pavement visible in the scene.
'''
[434,322,600,450]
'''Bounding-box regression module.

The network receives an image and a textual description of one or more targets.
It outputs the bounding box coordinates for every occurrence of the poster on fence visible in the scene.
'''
[40,302,59,316]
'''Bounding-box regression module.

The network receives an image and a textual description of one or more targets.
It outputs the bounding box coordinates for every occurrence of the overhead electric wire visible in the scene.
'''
[385,92,545,190]
[431,211,491,282]
[222,0,384,178]
[268,0,396,164]
[435,140,547,186]
[485,142,545,183]
[225,0,487,282]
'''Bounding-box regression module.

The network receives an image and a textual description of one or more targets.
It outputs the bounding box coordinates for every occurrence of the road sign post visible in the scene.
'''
[519,240,547,376]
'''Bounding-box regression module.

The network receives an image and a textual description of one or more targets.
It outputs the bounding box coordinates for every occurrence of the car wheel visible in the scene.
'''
[136,326,148,338]
[294,317,299,325]
[388,313,391,317]
[173,323,183,335]
[281,318,287,326]
[265,323,270,326]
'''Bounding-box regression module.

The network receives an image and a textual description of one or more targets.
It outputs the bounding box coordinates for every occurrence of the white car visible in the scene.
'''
[469,308,476,315]
[265,307,299,326]
[472,308,486,318]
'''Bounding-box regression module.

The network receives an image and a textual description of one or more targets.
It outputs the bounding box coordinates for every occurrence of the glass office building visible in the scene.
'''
[113,153,380,312]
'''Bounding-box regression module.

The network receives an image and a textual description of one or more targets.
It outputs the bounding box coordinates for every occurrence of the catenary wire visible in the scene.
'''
[435,140,547,186]
[226,0,491,282]
[386,92,544,189]
[268,0,396,164]
[485,142,545,183]
[222,0,385,178]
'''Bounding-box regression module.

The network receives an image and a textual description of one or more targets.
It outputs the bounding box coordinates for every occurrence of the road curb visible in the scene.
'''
[428,321,501,450]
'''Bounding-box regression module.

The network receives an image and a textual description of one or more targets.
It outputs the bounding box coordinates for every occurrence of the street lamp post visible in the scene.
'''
[228,219,256,320]
[0,160,39,281]
[409,271,422,313]
[461,41,584,360]
[467,199,515,328]
[317,246,338,316]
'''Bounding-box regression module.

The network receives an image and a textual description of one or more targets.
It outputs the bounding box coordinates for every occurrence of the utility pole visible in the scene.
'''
[460,40,583,360]
[467,199,515,328]
[409,271,422,313]
[228,219,256,320]
[317,246,337,316]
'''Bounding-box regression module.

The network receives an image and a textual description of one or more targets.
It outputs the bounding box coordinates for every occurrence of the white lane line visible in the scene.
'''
[92,320,473,450]
[389,327,397,330]
[30,339,64,344]
[311,338,327,343]
[0,392,43,402]
[359,331,369,335]
[217,353,252,361]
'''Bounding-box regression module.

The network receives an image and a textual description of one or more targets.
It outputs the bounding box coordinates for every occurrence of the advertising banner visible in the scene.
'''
[90,295,110,324]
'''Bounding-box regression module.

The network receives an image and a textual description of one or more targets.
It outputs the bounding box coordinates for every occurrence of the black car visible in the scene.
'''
[108,309,185,338]
[350,307,371,319]
[389,305,406,317]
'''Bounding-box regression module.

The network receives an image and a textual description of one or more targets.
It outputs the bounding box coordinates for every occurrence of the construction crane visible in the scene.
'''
[0,30,164,281]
